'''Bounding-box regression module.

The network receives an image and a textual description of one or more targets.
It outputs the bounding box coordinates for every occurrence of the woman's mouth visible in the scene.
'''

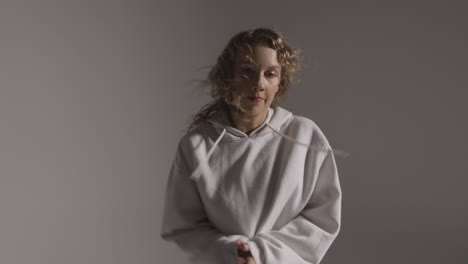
[247,96,264,103]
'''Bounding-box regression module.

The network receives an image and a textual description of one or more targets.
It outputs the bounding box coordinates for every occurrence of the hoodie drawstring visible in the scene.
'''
[265,123,351,158]
[189,128,226,181]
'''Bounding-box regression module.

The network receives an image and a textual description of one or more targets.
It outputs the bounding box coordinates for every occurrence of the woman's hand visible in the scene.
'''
[235,240,256,264]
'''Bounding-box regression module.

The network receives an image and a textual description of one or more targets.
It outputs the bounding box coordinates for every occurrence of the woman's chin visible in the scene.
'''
[239,105,268,117]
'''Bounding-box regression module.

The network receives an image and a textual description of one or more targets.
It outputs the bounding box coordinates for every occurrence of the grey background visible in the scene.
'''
[1,1,467,263]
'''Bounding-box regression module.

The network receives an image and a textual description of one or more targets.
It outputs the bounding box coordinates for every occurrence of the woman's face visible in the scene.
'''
[230,45,281,118]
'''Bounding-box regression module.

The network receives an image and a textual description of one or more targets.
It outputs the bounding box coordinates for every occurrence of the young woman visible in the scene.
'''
[160,27,342,264]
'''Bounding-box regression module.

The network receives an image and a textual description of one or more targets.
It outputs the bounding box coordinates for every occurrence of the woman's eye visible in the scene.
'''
[266,71,278,78]
[239,67,255,78]
[241,67,254,74]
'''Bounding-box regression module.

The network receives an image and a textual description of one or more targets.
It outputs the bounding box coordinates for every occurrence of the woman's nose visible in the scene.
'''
[252,75,266,91]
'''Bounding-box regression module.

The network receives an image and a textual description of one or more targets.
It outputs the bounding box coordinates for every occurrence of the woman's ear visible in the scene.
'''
[276,86,283,96]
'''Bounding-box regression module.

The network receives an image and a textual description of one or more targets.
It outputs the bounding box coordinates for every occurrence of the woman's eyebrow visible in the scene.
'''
[238,64,280,70]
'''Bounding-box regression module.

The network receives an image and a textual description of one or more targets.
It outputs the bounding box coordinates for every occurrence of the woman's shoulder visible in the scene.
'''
[177,122,213,147]
[286,112,331,149]
[291,114,320,129]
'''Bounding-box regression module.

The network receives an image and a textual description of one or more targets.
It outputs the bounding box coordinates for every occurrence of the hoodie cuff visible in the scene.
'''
[246,240,262,264]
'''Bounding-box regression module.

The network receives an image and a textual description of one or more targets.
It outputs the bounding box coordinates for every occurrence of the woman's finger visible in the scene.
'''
[242,243,250,251]
[236,241,250,251]
[246,256,256,264]
[236,242,243,249]
[237,256,246,264]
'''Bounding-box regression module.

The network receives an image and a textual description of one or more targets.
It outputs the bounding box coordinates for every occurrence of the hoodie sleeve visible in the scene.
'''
[160,143,250,264]
[246,146,342,264]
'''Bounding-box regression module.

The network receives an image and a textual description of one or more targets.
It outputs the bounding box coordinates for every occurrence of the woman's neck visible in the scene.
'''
[228,108,268,135]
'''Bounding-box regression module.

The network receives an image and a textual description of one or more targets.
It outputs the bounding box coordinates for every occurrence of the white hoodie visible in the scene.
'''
[160,106,341,264]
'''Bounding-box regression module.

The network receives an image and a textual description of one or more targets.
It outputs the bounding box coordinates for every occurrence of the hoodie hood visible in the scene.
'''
[206,106,293,139]
[188,106,292,181]
[189,106,349,181]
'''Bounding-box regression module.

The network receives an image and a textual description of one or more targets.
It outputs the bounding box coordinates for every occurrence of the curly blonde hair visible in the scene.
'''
[188,27,303,131]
